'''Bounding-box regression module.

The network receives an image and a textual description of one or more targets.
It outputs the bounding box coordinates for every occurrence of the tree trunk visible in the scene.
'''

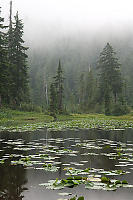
[105,93,110,115]
[0,94,2,108]
[114,93,117,103]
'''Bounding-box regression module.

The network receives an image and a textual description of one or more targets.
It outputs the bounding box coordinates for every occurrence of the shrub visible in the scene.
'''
[112,104,130,116]
[19,103,42,112]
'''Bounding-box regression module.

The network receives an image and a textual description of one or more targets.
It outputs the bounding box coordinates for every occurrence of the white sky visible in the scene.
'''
[1,0,133,45]
[1,0,133,23]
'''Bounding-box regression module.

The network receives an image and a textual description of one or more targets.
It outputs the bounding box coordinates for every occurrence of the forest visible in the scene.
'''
[0,2,133,116]
[2,1,133,200]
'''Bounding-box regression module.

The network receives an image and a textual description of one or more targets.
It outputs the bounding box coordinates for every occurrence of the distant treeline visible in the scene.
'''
[48,43,128,116]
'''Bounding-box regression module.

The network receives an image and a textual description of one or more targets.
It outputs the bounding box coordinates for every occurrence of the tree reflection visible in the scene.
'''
[0,162,28,200]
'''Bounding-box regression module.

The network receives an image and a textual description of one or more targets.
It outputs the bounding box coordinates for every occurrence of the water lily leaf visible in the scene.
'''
[103,184,117,191]
[58,192,72,196]
[77,197,84,200]
[88,177,101,182]
[85,181,94,189]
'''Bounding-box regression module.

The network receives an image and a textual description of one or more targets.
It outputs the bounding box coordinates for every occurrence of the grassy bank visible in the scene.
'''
[1,108,133,132]
[0,108,53,127]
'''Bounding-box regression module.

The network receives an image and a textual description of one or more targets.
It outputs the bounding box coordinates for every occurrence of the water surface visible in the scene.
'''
[0,129,133,200]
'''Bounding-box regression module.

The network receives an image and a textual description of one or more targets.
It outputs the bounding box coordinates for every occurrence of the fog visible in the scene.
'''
[1,0,133,48]
[1,0,133,108]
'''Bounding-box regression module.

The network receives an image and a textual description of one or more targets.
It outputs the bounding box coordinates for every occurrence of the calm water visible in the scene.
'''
[0,128,133,200]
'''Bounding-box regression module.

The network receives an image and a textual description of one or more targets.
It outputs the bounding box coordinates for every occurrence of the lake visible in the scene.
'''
[0,128,133,200]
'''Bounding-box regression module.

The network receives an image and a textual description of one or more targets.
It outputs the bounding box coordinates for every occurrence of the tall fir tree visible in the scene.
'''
[54,60,64,113]
[0,7,9,106]
[49,83,57,115]
[10,12,29,105]
[79,73,85,110]
[7,1,14,104]
[8,1,13,62]
[84,67,95,110]
[98,43,123,115]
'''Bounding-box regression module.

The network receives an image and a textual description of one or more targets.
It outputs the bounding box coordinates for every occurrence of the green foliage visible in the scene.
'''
[122,180,128,184]
[49,83,57,114]
[101,176,111,183]
[78,68,97,113]
[77,197,84,200]
[2,112,133,132]
[43,163,58,172]
[112,104,130,116]
[98,43,123,115]
[69,196,84,200]
[0,4,132,115]
[9,12,29,105]
[49,60,64,114]
[19,103,42,112]
[0,7,9,105]
[0,5,29,107]
[40,175,130,192]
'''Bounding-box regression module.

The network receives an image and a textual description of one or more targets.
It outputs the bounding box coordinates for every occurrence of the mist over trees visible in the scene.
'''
[1,2,133,115]
[28,35,132,115]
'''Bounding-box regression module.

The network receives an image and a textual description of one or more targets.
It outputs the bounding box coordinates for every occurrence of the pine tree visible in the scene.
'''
[0,7,9,106]
[8,1,13,62]
[7,1,14,104]
[98,43,123,115]
[54,60,64,113]
[79,73,85,110]
[10,12,29,105]
[84,67,95,110]
[49,83,57,115]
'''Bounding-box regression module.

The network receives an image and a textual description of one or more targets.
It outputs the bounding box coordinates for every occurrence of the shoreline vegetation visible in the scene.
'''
[1,108,133,133]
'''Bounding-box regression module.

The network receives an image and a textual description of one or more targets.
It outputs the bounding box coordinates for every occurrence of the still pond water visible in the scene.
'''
[0,128,133,200]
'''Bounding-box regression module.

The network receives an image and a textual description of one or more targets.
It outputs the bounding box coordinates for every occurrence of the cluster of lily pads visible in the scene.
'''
[69,196,84,200]
[40,175,131,192]
[1,136,133,199]
[1,118,133,133]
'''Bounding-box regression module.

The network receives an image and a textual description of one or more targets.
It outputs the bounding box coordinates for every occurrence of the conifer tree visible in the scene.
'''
[79,73,85,110]
[8,1,13,62]
[7,1,14,104]
[98,43,123,115]
[85,67,95,110]
[54,60,64,113]
[10,12,29,105]
[0,7,9,106]
[49,83,57,114]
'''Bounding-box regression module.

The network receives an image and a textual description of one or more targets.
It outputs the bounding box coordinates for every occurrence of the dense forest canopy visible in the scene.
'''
[1,0,133,115]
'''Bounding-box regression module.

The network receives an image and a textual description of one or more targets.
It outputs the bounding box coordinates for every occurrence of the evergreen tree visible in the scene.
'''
[49,83,57,115]
[84,67,95,110]
[54,60,64,113]
[7,1,14,104]
[0,7,9,106]
[78,68,96,112]
[8,1,13,62]
[10,12,29,105]
[98,43,123,115]
[78,73,85,110]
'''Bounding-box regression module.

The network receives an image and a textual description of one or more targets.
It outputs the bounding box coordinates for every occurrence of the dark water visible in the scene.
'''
[0,128,133,200]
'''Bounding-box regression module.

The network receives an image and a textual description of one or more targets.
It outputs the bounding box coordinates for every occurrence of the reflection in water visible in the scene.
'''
[0,143,28,200]
[0,129,133,199]
[0,163,27,200]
